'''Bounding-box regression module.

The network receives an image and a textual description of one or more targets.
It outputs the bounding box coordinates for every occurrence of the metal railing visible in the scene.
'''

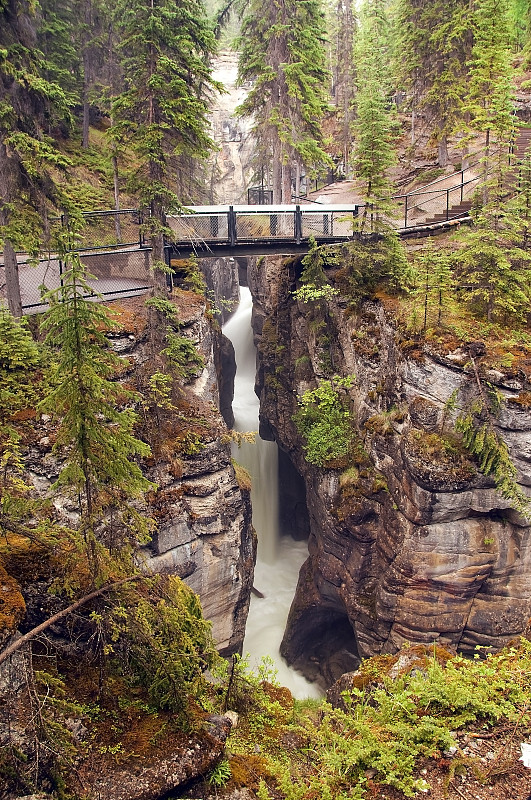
[393,164,481,229]
[167,204,359,247]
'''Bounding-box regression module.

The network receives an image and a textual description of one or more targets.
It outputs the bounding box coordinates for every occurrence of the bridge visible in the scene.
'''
[4,186,476,313]
[167,204,359,258]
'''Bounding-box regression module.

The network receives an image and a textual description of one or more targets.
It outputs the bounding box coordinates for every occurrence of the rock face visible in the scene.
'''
[247,254,531,689]
[23,290,254,659]
[77,715,232,800]
[208,50,255,204]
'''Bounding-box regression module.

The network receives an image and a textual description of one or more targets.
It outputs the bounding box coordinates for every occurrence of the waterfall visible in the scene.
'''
[223,287,322,699]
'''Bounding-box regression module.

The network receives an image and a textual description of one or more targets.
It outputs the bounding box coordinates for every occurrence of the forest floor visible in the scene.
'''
[369,721,531,800]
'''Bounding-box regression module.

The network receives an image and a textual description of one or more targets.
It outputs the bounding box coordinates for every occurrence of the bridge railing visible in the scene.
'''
[167,204,359,247]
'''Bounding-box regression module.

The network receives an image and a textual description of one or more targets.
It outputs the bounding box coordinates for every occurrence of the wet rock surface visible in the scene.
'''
[247,255,531,688]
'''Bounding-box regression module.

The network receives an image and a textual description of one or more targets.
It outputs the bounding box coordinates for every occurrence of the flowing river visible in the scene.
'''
[223,287,322,700]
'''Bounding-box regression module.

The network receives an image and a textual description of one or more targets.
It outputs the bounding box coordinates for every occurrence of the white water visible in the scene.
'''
[223,287,322,700]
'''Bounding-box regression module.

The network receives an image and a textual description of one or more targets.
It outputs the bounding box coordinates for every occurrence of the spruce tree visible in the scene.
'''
[465,0,515,214]
[39,253,152,529]
[353,0,397,231]
[111,0,218,290]
[237,0,331,202]
[0,0,72,316]
[329,0,356,177]
[393,0,471,165]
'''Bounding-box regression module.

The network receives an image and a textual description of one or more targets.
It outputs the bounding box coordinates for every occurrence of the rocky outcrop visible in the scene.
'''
[247,253,531,689]
[21,290,253,658]
[77,715,232,800]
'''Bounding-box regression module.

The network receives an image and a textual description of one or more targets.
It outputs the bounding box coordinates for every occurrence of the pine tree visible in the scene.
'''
[353,0,397,231]
[0,0,72,316]
[110,0,218,290]
[393,0,471,165]
[329,0,356,177]
[39,253,152,528]
[465,0,515,214]
[237,0,331,202]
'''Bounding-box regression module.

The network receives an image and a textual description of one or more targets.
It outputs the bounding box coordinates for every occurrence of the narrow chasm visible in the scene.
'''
[245,248,531,690]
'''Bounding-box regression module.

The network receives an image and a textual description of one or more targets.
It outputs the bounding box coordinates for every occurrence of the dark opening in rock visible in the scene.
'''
[281,605,360,689]
[278,449,310,541]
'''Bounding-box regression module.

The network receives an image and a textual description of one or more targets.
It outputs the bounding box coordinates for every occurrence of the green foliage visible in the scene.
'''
[208,758,232,786]
[393,0,471,158]
[145,296,180,322]
[353,0,398,230]
[293,376,355,467]
[338,234,411,300]
[228,641,531,799]
[455,407,530,517]
[0,309,45,533]
[292,238,339,304]
[110,0,218,211]
[162,332,205,381]
[107,575,217,718]
[453,226,531,325]
[236,0,331,201]
[39,254,153,523]
[409,241,455,331]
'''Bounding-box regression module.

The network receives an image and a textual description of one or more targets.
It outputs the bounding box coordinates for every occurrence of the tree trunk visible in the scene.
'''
[294,161,301,200]
[3,237,22,318]
[272,144,282,204]
[437,134,449,167]
[82,0,93,149]
[112,153,122,242]
[0,139,23,316]
[281,161,291,204]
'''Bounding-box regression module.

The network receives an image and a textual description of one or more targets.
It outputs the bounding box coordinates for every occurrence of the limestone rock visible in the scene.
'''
[77,715,231,800]
[248,254,531,689]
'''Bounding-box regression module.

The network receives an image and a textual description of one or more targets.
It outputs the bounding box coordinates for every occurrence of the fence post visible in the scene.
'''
[461,170,464,203]
[228,206,237,246]
[404,195,408,228]
[446,188,450,220]
[164,243,173,292]
[295,205,302,244]
[138,210,145,248]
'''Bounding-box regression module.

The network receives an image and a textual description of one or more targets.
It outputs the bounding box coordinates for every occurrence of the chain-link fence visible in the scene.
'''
[13,247,153,313]
[49,209,145,251]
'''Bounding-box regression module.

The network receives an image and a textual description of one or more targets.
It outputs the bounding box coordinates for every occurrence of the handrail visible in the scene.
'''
[394,175,480,201]
[395,159,482,197]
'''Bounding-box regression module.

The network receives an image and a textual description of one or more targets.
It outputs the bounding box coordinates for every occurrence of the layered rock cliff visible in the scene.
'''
[247,251,531,689]
[16,289,254,659]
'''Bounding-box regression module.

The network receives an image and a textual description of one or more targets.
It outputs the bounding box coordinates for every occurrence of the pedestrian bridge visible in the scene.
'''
[168,204,359,257]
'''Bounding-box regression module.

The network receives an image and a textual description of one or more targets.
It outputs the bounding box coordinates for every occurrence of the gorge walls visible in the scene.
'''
[247,251,531,689]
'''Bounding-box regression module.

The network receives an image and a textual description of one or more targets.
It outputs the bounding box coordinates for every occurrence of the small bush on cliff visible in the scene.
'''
[293,376,355,466]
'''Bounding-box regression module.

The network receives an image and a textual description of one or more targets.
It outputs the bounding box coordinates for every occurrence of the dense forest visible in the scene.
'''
[1,0,531,798]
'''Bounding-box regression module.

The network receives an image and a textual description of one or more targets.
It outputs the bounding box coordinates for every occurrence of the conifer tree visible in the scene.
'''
[237,0,331,202]
[111,0,218,290]
[393,0,471,165]
[0,0,72,316]
[39,253,152,531]
[353,0,397,231]
[465,0,515,214]
[329,0,356,176]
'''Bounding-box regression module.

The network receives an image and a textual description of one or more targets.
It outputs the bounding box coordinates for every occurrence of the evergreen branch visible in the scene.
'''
[0,576,144,667]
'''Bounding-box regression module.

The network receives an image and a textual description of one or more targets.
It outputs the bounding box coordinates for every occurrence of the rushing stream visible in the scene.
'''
[223,287,322,699]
